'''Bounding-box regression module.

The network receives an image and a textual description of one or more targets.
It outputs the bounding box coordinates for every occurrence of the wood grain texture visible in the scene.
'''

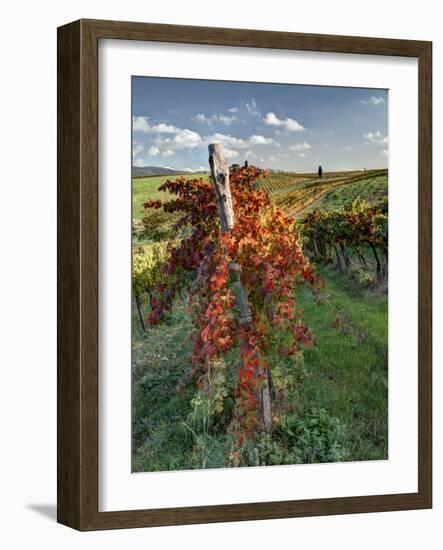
[208,143,235,232]
[417,42,432,506]
[57,19,100,530]
[57,20,81,528]
[57,19,432,531]
[82,18,429,57]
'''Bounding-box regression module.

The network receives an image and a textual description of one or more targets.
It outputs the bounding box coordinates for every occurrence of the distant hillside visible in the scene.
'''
[132,166,206,177]
[303,172,388,214]
[257,169,388,218]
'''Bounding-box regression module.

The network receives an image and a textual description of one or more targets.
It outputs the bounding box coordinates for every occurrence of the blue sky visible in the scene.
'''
[132,77,388,172]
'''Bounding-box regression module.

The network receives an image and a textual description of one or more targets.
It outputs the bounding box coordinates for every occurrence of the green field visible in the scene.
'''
[133,169,387,223]
[131,168,388,471]
[133,174,208,219]
[304,174,388,213]
[133,174,210,243]
[132,265,387,471]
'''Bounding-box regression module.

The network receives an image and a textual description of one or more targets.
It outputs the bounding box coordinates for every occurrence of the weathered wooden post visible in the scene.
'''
[208,143,272,432]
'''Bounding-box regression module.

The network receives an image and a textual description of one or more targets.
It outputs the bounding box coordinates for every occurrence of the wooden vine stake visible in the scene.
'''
[208,143,272,432]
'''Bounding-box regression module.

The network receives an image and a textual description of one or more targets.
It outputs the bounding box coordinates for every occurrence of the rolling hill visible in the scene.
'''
[132,166,207,177]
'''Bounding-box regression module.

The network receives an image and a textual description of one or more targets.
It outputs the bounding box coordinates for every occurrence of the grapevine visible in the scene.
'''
[299,198,388,276]
[144,166,317,447]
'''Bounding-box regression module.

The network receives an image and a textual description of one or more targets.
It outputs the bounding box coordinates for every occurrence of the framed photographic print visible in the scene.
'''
[57,19,432,530]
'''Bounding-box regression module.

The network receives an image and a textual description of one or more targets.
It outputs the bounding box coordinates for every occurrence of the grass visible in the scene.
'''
[260,170,388,217]
[297,265,388,460]
[131,168,388,471]
[132,300,196,471]
[132,174,210,245]
[133,176,173,219]
[257,170,369,196]
[132,265,388,471]
[132,174,209,219]
[305,174,388,212]
[132,171,387,222]
[258,173,313,194]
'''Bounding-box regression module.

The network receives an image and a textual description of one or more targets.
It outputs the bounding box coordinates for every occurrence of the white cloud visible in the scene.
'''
[363,130,388,145]
[172,128,203,148]
[245,150,257,159]
[193,113,217,126]
[381,149,389,157]
[344,145,353,151]
[206,132,274,150]
[133,116,187,136]
[154,128,203,153]
[290,142,312,152]
[206,132,247,149]
[264,112,304,132]
[133,158,147,167]
[148,144,175,157]
[269,152,289,162]
[150,122,179,133]
[133,116,151,133]
[136,115,277,159]
[361,96,386,106]
[246,98,261,117]
[133,142,144,157]
[194,112,240,126]
[194,113,208,124]
[298,153,306,158]
[218,114,239,126]
[224,149,239,159]
[182,166,207,172]
[249,134,274,145]
[228,107,239,113]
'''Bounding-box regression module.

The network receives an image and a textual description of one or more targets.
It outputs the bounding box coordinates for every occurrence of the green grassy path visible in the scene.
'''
[131,265,388,471]
[298,267,388,460]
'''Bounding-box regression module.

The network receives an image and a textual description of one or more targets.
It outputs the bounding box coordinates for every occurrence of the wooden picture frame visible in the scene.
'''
[57,19,432,530]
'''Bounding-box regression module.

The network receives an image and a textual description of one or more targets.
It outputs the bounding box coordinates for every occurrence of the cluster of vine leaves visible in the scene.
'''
[144,167,319,451]
[299,199,388,275]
